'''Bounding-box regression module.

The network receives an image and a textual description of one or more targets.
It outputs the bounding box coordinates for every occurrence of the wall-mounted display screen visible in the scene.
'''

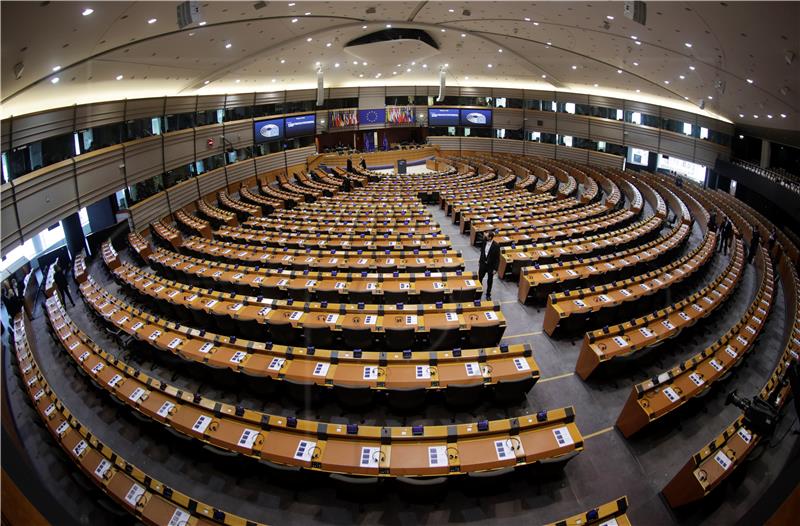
[427,108,460,126]
[253,118,284,143]
[285,114,316,138]
[459,109,493,126]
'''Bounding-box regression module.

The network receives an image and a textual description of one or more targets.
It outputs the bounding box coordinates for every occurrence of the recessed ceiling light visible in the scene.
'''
[444,63,448,67]
[684,97,689,100]
[546,41,552,46]
[739,134,744,139]
[707,95,713,99]
[334,63,340,68]
[441,28,446,32]
[188,32,195,36]
[288,2,295,5]
[664,80,670,84]
[272,78,276,82]
[280,59,286,64]
[533,22,539,26]
[689,65,696,70]
[354,61,359,65]
[767,114,773,119]
[606,15,614,20]
[320,120,325,124]
[315,61,321,66]
[203,80,209,84]
[617,69,622,74]
[498,49,503,53]
[422,64,428,68]
[739,113,745,118]
[306,37,312,42]
[461,33,466,37]
[635,41,642,46]
[392,71,397,75]
[524,17,531,21]
[359,74,364,78]
[386,24,392,28]
[375,73,382,78]
[198,21,207,26]
[411,61,416,65]
[406,68,411,72]
[679,75,685,79]
[304,12,311,16]
[593,83,599,87]
[631,35,638,40]
[541,74,546,78]
[636,89,641,93]
[148,18,157,24]
[571,65,577,69]
[362,61,367,66]
[633,62,639,66]
[81,8,93,16]
[235,79,241,83]
[50,77,60,84]
[753,114,758,118]
[684,42,692,48]
[464,76,469,80]
[362,25,367,29]
[487,64,493,68]
[326,42,332,47]
[225,43,232,49]
[780,113,787,118]
[291,18,298,23]
[448,8,454,12]
[52,65,61,72]
[746,78,754,84]
[116,75,124,80]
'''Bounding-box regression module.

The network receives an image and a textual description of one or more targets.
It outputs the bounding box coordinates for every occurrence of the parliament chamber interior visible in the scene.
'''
[1,2,799,525]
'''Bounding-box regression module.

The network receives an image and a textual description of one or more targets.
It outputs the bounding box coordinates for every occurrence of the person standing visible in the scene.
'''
[748,226,761,264]
[478,231,500,300]
[2,282,22,319]
[53,261,75,307]
[717,218,729,253]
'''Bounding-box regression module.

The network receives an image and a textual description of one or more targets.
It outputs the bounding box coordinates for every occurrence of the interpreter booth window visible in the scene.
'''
[657,154,707,185]
[627,147,650,167]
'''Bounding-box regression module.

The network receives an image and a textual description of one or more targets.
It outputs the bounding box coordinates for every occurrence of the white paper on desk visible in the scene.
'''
[230,303,244,312]
[230,351,247,364]
[433,282,444,289]
[363,366,379,380]
[714,450,732,471]
[294,440,317,461]
[72,440,88,458]
[91,363,105,375]
[325,314,339,324]
[364,315,377,325]
[428,446,448,467]
[45,403,56,417]
[289,311,303,321]
[268,357,285,371]
[198,342,215,354]
[56,421,70,436]
[157,401,175,418]
[34,389,45,401]
[238,428,259,449]
[415,365,431,379]
[464,362,481,377]
[366,282,377,290]
[405,315,418,325]
[69,340,81,350]
[124,483,146,506]
[107,374,123,388]
[689,372,704,387]
[639,327,654,338]
[258,307,272,317]
[167,508,191,526]
[274,278,286,286]
[131,321,144,331]
[399,282,410,290]
[192,415,212,434]
[359,446,381,468]
[725,346,738,359]
[94,459,112,479]
[494,439,513,460]
[513,358,531,371]
[662,387,679,402]
[129,388,147,403]
[78,351,90,362]
[149,330,162,341]
[552,426,574,447]
[678,312,691,321]
[484,311,499,321]
[737,427,752,444]
[312,362,330,376]
[168,338,183,350]
[464,280,476,287]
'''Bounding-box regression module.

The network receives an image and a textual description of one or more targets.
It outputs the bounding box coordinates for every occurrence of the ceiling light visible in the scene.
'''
[315,61,321,66]
[767,114,773,118]
[449,8,454,12]
[684,42,692,48]
[375,73,382,78]
[746,78,754,84]
[593,83,599,87]
[606,15,614,20]
[461,33,466,37]
[148,18,157,24]
[116,75,124,80]
[533,22,539,26]
[546,41,552,46]
[188,32,195,36]
[334,63,340,68]
[235,79,241,83]
[406,68,411,72]
[664,80,670,84]
[444,63,448,67]
[679,75,685,79]
[464,76,469,80]
[326,42,332,47]
[225,43,232,49]
[392,71,397,75]
[288,2,295,5]
[362,61,367,66]
[354,61,359,65]
[272,78,276,82]
[203,80,209,85]
[753,114,758,118]
[411,61,416,65]
[636,89,641,93]
[524,17,531,21]
[422,64,428,68]
[633,62,639,66]
[359,74,364,78]
[739,134,744,139]
[386,24,392,28]
[306,37,313,42]
[280,59,286,63]
[635,41,642,45]
[684,97,689,100]
[52,65,61,72]
[571,65,577,69]
[487,64,493,68]
[707,95,713,99]
[689,65,696,70]
[781,113,787,118]
[617,69,622,74]
[291,18,298,22]
[739,113,745,118]
[541,74,546,78]
[304,12,311,16]
[362,25,367,29]
[81,8,93,16]
[630,35,638,40]
[50,77,60,84]
[441,28,446,32]
[198,21,207,26]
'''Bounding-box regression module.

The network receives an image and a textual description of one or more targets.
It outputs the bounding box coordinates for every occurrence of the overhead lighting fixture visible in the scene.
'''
[362,61,367,66]
[326,42,332,47]
[449,8,454,12]
[392,71,397,75]
[359,74,364,78]
[116,75,124,80]
[353,61,359,65]
[315,61,321,66]
[746,78,754,84]
[288,2,295,5]
[781,113,787,118]
[636,89,641,93]
[280,58,286,63]
[753,114,758,118]
[533,22,539,26]
[461,33,466,37]
[630,35,638,40]
[52,65,61,72]
[684,96,689,100]
[684,42,692,48]
[594,83,599,87]
[386,24,392,28]
[334,63,340,68]
[635,41,642,45]
[411,61,416,65]
[225,42,232,49]
[203,80,209,84]
[148,18,157,24]
[739,134,745,139]
[272,78,276,82]
[304,12,311,15]
[524,17,531,21]
[487,64,493,68]
[541,74,546,78]
[441,28,446,32]
[444,63,448,67]
[739,113,745,118]
[81,8,93,16]
[422,64,428,68]
[664,80,670,84]
[767,114,773,118]
[291,18,298,23]
[617,69,622,74]
[375,73,382,78]
[464,76,469,80]
[679,75,685,79]
[188,32,195,36]
[546,41,552,46]
[235,79,241,83]
[362,25,367,29]
[198,21,207,26]
[306,37,313,42]
[50,77,60,84]
[633,61,639,66]
[707,95,713,99]
[607,15,615,20]
[406,68,411,72]
[498,49,503,53]
[571,65,577,69]
[689,65,696,70]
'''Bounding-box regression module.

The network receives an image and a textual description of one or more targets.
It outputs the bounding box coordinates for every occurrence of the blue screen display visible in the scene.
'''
[460,109,493,126]
[358,108,385,126]
[285,114,316,138]
[253,118,284,143]
[428,108,460,126]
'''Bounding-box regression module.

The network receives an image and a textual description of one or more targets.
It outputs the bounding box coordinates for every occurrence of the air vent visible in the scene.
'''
[253,1,267,9]
[346,28,439,49]
[462,9,471,16]
[365,6,376,14]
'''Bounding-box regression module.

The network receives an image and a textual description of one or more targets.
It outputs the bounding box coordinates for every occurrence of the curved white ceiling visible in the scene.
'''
[1,1,797,129]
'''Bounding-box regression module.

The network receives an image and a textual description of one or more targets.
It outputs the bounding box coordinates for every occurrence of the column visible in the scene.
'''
[760,139,771,169]
[60,212,87,262]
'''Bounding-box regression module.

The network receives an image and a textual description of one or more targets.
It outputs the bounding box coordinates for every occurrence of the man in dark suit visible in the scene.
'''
[478,231,500,300]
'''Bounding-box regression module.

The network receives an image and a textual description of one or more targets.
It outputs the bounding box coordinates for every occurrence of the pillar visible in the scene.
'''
[760,139,771,169]
[61,212,87,263]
